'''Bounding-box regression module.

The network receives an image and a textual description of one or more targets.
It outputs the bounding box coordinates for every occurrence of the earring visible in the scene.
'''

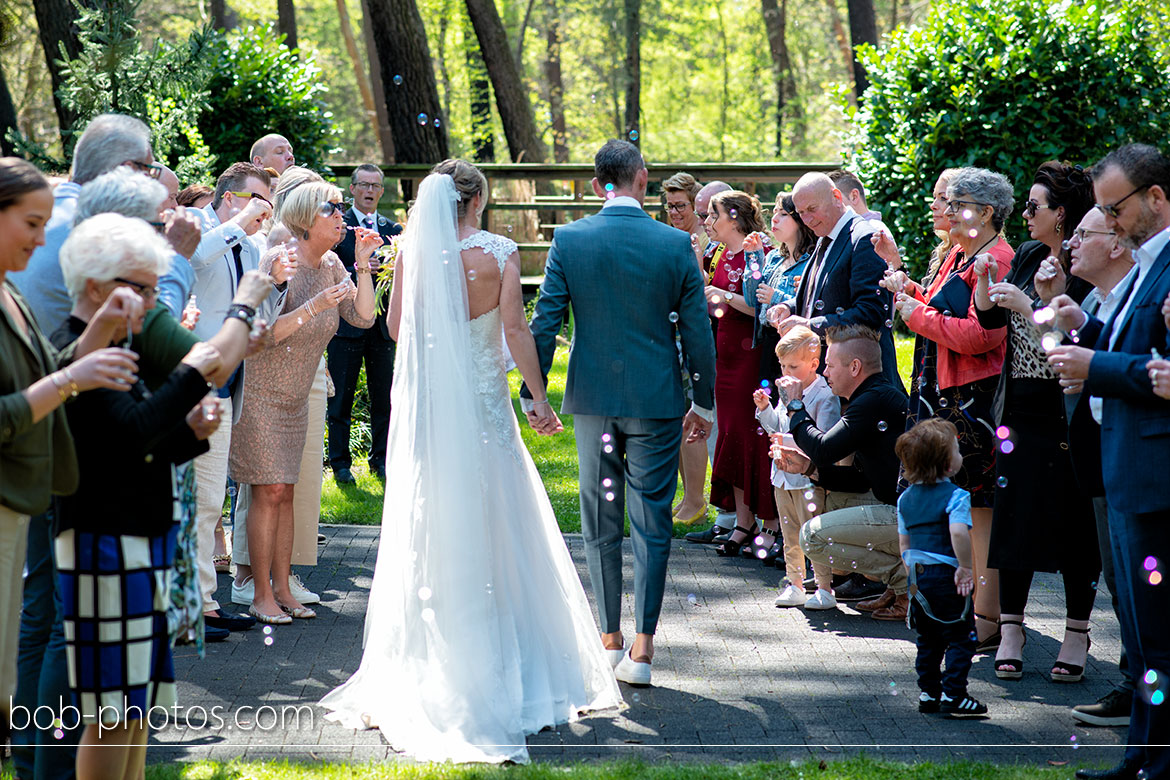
[1056,220,1063,234]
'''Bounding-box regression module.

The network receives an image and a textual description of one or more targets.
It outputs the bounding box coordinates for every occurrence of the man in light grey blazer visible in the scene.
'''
[523,140,716,686]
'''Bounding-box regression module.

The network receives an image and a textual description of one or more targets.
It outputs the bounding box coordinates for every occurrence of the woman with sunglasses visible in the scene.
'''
[228,174,377,625]
[971,161,1100,684]
[874,167,1014,645]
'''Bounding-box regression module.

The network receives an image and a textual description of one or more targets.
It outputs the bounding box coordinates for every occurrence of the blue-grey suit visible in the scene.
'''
[1077,237,1170,776]
[525,203,716,635]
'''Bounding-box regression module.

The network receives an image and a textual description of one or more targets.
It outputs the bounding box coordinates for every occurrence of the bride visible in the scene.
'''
[320,161,623,763]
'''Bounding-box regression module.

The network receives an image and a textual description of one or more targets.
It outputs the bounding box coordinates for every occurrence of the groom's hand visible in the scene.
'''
[683,410,712,444]
[527,401,564,435]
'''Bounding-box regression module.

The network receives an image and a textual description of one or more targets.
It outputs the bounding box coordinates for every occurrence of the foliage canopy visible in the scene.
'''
[845,0,1170,280]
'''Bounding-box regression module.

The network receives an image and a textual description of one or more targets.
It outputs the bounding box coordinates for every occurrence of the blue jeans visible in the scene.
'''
[1108,504,1170,776]
[11,512,78,780]
[910,563,976,699]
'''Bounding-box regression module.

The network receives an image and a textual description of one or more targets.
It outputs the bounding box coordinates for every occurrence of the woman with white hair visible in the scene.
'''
[229,176,377,624]
[51,212,269,780]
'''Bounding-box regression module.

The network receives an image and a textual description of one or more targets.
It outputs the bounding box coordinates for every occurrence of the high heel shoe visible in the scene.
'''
[974,613,1001,654]
[715,526,756,557]
[1052,626,1091,683]
[673,506,709,526]
[994,619,1027,680]
[740,528,778,562]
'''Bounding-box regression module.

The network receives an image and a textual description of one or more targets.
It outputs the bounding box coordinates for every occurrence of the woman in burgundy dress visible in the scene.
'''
[703,191,779,555]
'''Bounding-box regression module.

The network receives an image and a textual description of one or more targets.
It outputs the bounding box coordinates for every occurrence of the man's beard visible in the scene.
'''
[1120,202,1163,251]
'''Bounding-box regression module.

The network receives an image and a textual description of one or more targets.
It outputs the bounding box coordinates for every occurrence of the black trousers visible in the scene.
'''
[911,563,977,699]
[326,332,395,471]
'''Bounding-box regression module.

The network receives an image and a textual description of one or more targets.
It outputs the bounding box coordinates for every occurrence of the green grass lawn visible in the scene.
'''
[322,336,917,534]
[135,756,1094,779]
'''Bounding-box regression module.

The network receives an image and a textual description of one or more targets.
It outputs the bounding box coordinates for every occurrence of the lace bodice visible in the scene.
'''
[463,232,522,462]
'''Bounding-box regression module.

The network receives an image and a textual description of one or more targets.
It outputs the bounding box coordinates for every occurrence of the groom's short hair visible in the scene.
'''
[594,140,644,190]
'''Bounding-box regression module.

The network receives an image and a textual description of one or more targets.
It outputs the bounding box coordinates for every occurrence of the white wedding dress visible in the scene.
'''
[320,175,622,764]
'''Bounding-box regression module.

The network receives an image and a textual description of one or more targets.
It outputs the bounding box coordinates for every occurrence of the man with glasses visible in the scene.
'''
[1044,144,1170,780]
[326,163,402,484]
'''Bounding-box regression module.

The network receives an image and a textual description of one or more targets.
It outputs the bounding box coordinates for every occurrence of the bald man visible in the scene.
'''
[250,134,296,174]
[774,172,903,391]
[159,164,180,211]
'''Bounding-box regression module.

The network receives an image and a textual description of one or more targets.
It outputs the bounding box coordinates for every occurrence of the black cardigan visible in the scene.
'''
[51,321,210,537]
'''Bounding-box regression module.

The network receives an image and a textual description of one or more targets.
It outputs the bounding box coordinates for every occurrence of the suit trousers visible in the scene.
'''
[1108,503,1170,776]
[1093,495,1132,691]
[799,492,907,593]
[575,414,682,636]
[326,332,395,471]
[233,359,326,567]
[193,395,232,611]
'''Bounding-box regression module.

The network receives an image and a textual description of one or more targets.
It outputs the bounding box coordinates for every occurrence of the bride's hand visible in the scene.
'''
[527,400,563,435]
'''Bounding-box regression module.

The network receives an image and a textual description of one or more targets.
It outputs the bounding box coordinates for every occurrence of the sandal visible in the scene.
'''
[248,605,292,625]
[716,525,757,557]
[994,618,1026,680]
[213,553,232,573]
[279,602,317,620]
[1051,625,1091,683]
[974,613,1001,654]
[741,527,779,562]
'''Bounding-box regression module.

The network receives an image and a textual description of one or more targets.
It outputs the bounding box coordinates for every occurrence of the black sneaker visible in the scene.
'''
[1072,688,1132,727]
[941,693,988,718]
[834,573,888,602]
[919,691,940,713]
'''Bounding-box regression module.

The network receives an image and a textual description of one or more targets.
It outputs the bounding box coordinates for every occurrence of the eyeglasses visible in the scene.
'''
[1062,227,1118,251]
[1096,185,1150,219]
[944,199,988,215]
[1022,200,1055,217]
[696,211,708,220]
[126,160,163,180]
[317,201,346,217]
[352,181,384,191]
[664,202,692,213]
[228,191,273,206]
[112,277,160,300]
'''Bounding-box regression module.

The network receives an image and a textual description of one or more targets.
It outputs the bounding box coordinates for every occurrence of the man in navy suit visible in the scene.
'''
[1047,144,1170,780]
[771,172,903,391]
[327,164,402,483]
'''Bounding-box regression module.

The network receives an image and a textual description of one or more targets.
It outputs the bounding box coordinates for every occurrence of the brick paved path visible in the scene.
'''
[151,525,1128,767]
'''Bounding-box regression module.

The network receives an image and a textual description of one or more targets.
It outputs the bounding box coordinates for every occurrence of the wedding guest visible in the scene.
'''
[973,161,1098,683]
[159,164,180,211]
[693,180,732,275]
[895,418,986,718]
[754,326,840,607]
[53,212,263,780]
[873,167,1013,648]
[250,133,296,175]
[662,172,705,247]
[745,192,816,333]
[177,184,214,209]
[703,190,779,555]
[1,161,141,764]
[829,169,887,229]
[229,177,377,624]
[327,163,401,484]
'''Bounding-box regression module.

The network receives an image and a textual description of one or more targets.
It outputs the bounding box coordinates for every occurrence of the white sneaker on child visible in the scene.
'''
[774,583,806,607]
[804,588,838,610]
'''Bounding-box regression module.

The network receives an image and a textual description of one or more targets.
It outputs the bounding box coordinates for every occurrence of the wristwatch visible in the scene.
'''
[786,399,805,414]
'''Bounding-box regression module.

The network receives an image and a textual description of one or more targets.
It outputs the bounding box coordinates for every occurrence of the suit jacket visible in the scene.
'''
[1078,238,1170,513]
[792,211,903,390]
[333,207,402,340]
[526,204,716,418]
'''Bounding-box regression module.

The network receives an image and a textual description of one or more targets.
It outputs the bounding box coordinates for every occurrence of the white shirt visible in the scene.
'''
[1089,263,1139,424]
[755,375,841,489]
[1109,224,1170,350]
[601,195,642,211]
[352,206,380,227]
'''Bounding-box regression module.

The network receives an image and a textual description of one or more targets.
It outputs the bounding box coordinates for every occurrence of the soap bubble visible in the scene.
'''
[467,269,477,281]
[393,74,403,85]
[433,118,441,128]
[997,476,1008,488]
[418,586,432,601]
[628,129,639,141]
[996,425,1010,439]
[605,491,615,501]
[877,420,888,432]
[668,311,679,323]
[417,113,428,125]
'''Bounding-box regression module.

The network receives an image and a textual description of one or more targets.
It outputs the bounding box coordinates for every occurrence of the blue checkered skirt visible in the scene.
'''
[55,525,178,725]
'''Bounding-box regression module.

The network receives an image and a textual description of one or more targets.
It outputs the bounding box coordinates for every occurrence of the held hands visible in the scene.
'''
[1148,358,1170,400]
[954,565,974,596]
[313,279,355,313]
[163,206,201,259]
[1033,256,1068,304]
[881,269,910,295]
[234,270,276,310]
[180,342,224,381]
[771,443,812,477]
[683,409,713,444]
[525,400,564,436]
[68,347,139,392]
[179,305,200,330]
[766,303,790,330]
[752,387,771,412]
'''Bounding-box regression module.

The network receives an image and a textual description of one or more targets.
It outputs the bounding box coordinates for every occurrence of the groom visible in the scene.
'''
[522,140,716,686]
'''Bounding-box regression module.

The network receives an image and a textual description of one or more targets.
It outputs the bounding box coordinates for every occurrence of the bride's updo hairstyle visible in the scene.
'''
[430,158,488,219]
[710,190,765,236]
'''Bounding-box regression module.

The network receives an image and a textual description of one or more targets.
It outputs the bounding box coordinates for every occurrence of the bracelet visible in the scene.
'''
[305,300,317,318]
[533,399,551,406]
[51,372,71,402]
[354,266,372,275]
[62,368,80,397]
[225,303,256,328]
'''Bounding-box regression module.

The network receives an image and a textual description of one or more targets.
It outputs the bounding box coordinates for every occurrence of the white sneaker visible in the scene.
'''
[804,588,838,610]
[774,583,806,608]
[231,576,255,605]
[613,652,652,686]
[605,647,626,669]
[288,573,320,605]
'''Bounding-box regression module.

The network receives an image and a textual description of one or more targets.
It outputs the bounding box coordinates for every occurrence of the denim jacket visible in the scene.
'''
[744,248,810,347]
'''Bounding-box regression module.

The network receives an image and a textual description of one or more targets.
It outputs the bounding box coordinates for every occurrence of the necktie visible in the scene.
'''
[802,238,829,316]
[230,244,245,294]
[365,217,374,229]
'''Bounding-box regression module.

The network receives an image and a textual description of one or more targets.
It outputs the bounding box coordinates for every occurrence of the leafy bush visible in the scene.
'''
[843,0,1170,280]
[195,27,339,177]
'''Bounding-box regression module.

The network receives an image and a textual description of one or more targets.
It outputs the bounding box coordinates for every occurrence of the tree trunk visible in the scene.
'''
[209,0,228,28]
[759,0,794,155]
[542,0,567,163]
[622,0,640,146]
[335,0,378,136]
[0,63,19,156]
[464,0,544,162]
[277,0,298,49]
[32,0,85,137]
[465,13,494,163]
[359,0,394,162]
[822,0,854,100]
[845,0,877,98]
[889,0,897,33]
[437,0,451,122]
[515,0,536,66]
[367,0,448,164]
